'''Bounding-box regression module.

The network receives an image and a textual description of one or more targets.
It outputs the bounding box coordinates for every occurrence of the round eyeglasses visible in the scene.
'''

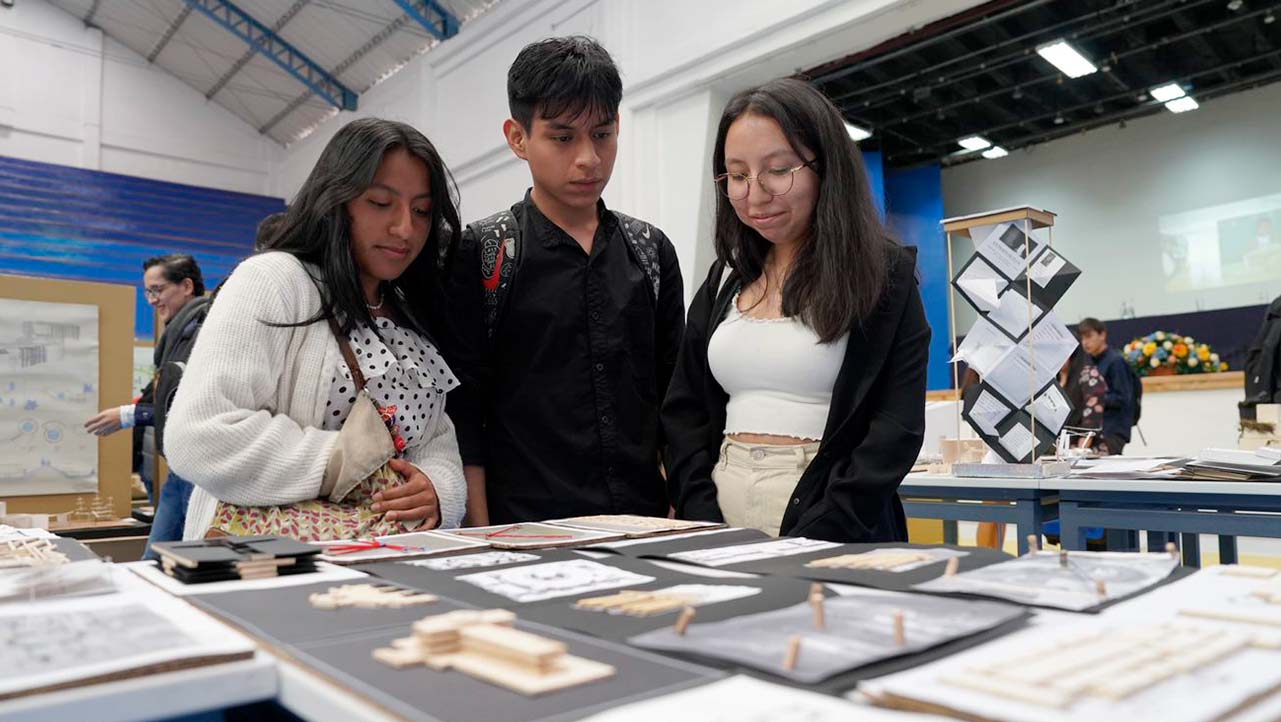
[713,159,817,200]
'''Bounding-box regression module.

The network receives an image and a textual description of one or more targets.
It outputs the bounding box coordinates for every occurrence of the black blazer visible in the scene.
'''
[661,245,930,543]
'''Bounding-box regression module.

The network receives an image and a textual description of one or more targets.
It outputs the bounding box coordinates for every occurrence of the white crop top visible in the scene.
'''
[707,293,849,441]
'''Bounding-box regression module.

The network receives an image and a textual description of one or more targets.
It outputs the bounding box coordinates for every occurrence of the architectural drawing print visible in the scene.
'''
[410,551,541,571]
[457,559,655,603]
[914,551,1179,611]
[666,538,841,567]
[0,300,99,495]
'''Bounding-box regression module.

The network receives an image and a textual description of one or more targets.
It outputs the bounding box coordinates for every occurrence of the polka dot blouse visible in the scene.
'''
[321,317,459,452]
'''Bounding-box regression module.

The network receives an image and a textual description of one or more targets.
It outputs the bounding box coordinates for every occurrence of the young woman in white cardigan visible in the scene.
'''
[165,118,467,540]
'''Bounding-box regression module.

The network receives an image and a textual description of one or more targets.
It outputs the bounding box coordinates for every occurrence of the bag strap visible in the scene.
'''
[613,211,661,303]
[326,317,368,391]
[470,208,519,340]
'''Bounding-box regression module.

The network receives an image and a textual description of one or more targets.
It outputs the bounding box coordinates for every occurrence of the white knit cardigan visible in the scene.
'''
[166,251,467,540]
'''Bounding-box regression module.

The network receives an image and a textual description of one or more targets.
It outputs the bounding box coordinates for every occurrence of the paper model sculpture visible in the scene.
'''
[947,210,1079,463]
[372,609,616,695]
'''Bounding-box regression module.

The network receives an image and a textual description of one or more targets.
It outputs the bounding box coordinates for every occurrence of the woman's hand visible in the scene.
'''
[373,458,440,527]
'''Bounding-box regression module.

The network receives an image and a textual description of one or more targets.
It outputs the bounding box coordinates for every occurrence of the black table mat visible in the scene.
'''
[193,583,723,722]
[187,579,453,645]
[53,537,101,562]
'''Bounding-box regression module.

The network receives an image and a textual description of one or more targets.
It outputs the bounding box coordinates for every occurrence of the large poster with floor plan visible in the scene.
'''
[0,299,99,495]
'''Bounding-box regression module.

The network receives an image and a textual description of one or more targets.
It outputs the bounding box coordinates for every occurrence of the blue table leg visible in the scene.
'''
[1180,533,1202,568]
[1146,531,1168,553]
[1060,501,1087,551]
[1016,500,1034,556]
[943,520,958,546]
[1219,535,1239,565]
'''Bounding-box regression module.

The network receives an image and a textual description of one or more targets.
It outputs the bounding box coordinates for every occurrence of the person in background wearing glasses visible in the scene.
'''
[662,78,930,542]
[85,254,208,552]
[85,254,206,449]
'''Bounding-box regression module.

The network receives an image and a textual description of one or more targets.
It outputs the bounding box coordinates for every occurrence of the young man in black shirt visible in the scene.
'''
[1079,317,1137,455]
[444,36,685,524]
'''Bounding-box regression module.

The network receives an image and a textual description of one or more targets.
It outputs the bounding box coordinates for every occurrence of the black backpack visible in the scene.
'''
[1128,361,1144,427]
[152,299,211,456]
[466,208,662,339]
[1245,295,1281,404]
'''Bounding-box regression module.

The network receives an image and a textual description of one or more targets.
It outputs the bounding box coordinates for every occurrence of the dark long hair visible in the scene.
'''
[256,117,460,335]
[712,78,896,342]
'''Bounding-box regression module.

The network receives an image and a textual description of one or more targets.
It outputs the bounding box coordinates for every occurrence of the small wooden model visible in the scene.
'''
[309,584,438,610]
[372,609,615,695]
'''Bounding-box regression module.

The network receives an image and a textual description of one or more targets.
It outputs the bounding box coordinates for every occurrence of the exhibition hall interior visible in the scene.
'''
[3,0,1281,720]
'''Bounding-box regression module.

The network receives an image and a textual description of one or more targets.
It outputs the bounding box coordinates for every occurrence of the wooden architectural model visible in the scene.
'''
[66,495,116,524]
[807,551,942,572]
[372,609,615,695]
[934,622,1278,708]
[308,584,438,610]
[574,589,695,617]
[0,537,69,568]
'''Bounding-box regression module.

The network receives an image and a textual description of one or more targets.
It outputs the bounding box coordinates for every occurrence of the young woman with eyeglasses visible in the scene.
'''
[661,78,930,542]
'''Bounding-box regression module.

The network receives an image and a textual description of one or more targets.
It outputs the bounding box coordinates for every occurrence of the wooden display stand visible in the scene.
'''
[0,275,134,520]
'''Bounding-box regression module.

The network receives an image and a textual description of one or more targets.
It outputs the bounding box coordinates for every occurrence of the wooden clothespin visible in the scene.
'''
[783,635,802,670]
[1095,579,1108,599]
[945,556,960,577]
[893,610,906,646]
[1059,550,1069,569]
[809,583,826,630]
[1166,542,1179,560]
[675,606,696,636]
[1027,534,1040,553]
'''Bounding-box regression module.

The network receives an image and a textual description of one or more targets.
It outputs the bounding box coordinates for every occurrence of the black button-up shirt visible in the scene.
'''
[442,192,685,523]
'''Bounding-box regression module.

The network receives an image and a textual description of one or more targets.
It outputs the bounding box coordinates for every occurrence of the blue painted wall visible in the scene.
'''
[0,155,284,341]
[862,150,886,218]
[884,164,951,391]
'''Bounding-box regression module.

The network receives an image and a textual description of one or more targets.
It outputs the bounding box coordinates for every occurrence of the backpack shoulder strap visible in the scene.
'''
[612,211,661,303]
[467,208,520,340]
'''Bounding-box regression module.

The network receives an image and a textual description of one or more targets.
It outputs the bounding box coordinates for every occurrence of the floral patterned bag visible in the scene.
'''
[207,319,412,541]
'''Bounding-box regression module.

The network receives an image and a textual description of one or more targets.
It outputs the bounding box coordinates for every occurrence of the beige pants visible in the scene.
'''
[712,438,820,537]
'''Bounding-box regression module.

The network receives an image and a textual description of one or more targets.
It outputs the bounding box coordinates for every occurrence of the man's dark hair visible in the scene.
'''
[144,254,205,296]
[507,35,622,130]
[1079,317,1107,335]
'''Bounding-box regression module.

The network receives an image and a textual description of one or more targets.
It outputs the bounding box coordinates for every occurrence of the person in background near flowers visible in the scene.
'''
[1078,317,1136,455]
[1059,346,1107,445]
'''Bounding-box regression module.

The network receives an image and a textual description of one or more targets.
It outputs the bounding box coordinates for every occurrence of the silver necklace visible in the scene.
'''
[366,292,384,310]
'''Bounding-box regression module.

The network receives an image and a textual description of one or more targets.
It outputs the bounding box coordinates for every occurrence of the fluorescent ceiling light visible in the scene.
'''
[981,146,1009,159]
[844,122,872,141]
[1036,40,1098,78]
[957,135,992,151]
[1165,96,1200,113]
[1150,83,1186,102]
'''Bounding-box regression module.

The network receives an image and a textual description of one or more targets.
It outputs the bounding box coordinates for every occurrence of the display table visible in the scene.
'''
[1044,476,1281,566]
[899,473,1058,555]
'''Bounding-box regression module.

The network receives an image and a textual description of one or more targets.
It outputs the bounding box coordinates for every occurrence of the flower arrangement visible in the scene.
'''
[1124,331,1228,376]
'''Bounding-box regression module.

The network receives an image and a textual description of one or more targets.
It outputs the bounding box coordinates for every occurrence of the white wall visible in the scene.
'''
[943,81,1281,325]
[272,0,986,301]
[0,0,281,195]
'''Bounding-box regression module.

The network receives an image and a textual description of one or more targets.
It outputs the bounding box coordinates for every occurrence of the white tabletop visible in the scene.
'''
[1042,476,1281,497]
[905,471,1281,498]
[900,473,1045,491]
[1,568,277,722]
